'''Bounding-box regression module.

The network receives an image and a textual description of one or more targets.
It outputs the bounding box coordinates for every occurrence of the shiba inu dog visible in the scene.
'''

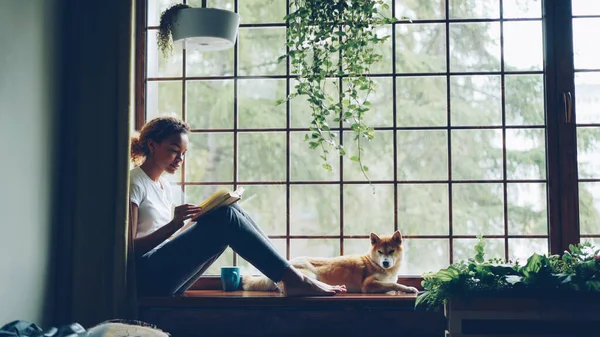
[242,231,419,295]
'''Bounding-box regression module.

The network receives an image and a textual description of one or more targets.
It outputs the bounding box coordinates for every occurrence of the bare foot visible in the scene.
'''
[311,278,347,294]
[280,267,346,297]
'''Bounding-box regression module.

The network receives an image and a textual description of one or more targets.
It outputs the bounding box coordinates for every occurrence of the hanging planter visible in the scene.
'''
[157,3,240,57]
[277,0,403,184]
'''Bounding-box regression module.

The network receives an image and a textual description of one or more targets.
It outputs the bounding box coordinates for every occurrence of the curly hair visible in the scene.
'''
[131,116,190,166]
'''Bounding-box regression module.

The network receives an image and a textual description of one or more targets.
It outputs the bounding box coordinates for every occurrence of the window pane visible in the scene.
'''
[398,130,448,181]
[238,27,286,76]
[507,183,547,235]
[343,130,394,181]
[398,184,449,235]
[239,239,286,275]
[573,19,600,70]
[238,132,286,182]
[186,47,234,77]
[238,79,286,129]
[503,21,543,71]
[450,75,502,126]
[453,183,504,235]
[290,131,340,181]
[169,182,184,205]
[344,238,375,256]
[290,78,339,129]
[187,80,234,129]
[450,23,501,72]
[147,0,180,27]
[396,76,447,127]
[190,0,233,11]
[575,72,600,124]
[239,0,285,23]
[147,29,182,78]
[582,237,600,248]
[378,0,393,19]
[453,238,504,262]
[395,0,444,20]
[508,238,548,264]
[396,23,446,74]
[451,129,503,180]
[345,77,393,128]
[290,185,340,236]
[577,127,600,179]
[371,25,393,75]
[503,0,542,19]
[449,0,499,19]
[290,239,340,258]
[580,182,600,235]
[505,74,545,126]
[343,184,394,236]
[400,239,449,275]
[186,133,234,182]
[506,129,546,180]
[238,185,287,236]
[572,0,600,16]
[147,81,182,121]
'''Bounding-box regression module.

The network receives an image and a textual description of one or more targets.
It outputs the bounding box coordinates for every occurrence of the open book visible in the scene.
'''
[168,187,245,240]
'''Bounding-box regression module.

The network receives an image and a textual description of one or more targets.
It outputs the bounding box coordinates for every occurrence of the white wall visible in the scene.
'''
[0,0,58,327]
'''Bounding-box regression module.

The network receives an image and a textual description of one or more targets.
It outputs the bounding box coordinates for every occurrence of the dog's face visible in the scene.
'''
[368,231,403,269]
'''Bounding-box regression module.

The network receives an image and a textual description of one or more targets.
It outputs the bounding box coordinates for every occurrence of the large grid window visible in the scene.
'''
[138,0,600,277]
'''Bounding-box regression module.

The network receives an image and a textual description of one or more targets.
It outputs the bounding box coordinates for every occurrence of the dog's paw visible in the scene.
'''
[386,290,401,295]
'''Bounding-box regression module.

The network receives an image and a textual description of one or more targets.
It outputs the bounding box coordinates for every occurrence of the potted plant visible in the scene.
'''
[157,3,240,57]
[277,0,405,183]
[415,236,600,336]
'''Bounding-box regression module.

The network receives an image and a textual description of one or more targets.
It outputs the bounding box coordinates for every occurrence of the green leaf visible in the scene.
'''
[322,163,333,171]
[474,254,485,264]
[362,165,369,172]
[350,156,360,162]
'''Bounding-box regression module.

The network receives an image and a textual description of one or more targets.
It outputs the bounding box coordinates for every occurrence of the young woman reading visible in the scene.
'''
[129,116,346,296]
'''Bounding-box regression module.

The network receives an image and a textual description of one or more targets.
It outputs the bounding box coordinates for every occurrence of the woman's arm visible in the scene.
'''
[130,202,178,257]
[130,202,202,258]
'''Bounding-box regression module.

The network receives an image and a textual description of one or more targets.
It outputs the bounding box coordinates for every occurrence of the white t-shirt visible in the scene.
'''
[129,166,173,238]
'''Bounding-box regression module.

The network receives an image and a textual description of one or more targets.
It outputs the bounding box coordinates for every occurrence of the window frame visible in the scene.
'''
[134,0,592,287]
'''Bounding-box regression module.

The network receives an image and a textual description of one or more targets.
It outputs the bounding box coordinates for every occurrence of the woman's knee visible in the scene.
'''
[203,205,242,229]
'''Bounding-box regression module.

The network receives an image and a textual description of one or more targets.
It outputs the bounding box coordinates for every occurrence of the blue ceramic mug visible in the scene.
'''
[220,266,240,291]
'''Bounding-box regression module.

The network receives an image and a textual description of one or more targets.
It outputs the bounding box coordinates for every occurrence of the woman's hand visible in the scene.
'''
[171,203,202,230]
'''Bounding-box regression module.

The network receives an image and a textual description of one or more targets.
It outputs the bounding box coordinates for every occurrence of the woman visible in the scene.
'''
[130,116,346,296]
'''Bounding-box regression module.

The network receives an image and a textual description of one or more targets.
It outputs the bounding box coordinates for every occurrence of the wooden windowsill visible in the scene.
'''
[138,290,419,308]
[188,275,423,291]
[138,290,444,337]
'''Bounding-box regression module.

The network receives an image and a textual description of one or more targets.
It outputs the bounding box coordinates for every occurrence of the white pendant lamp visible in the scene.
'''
[171,1,240,52]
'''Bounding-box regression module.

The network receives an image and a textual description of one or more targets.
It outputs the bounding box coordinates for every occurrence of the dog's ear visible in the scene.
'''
[392,230,402,244]
[370,233,380,245]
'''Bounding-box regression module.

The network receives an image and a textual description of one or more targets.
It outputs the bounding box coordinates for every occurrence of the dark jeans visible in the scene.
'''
[135,204,290,295]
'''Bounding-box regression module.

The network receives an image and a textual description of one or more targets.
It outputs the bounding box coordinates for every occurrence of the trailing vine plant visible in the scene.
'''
[157,3,190,58]
[277,0,402,186]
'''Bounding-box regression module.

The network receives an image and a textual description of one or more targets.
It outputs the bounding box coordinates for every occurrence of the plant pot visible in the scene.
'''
[445,295,600,337]
[171,8,240,52]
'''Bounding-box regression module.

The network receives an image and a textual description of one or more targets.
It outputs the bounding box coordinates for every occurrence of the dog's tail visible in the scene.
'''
[241,275,280,291]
